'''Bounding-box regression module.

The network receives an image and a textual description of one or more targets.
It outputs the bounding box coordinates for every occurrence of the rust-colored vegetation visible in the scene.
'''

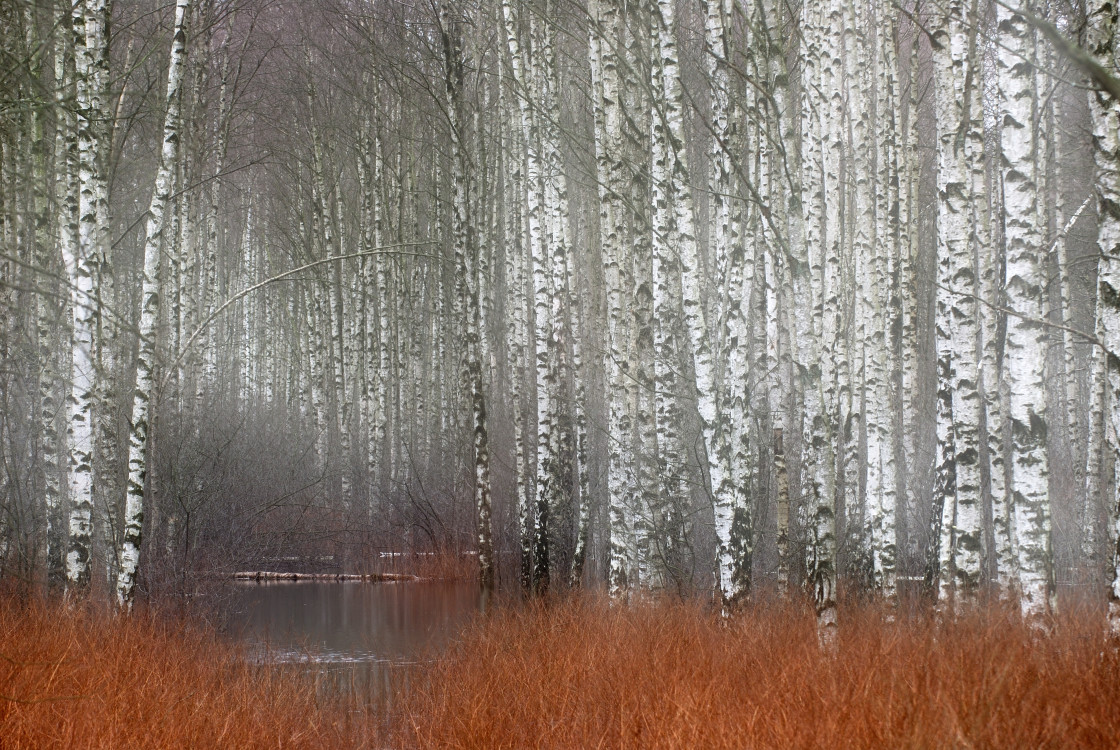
[0,597,379,749]
[4,592,1120,749]
[403,595,1120,749]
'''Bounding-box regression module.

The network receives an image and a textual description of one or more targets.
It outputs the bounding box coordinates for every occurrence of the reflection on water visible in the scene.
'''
[224,581,481,704]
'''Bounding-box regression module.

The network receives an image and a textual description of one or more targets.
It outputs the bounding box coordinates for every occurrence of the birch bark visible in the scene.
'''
[198,20,235,400]
[117,0,190,608]
[652,0,744,606]
[1086,0,1120,635]
[66,0,111,591]
[867,1,899,602]
[441,2,495,593]
[799,0,839,643]
[47,7,79,592]
[761,0,796,595]
[502,0,557,592]
[499,50,534,588]
[588,0,639,597]
[648,12,688,588]
[998,0,1054,619]
[933,0,984,604]
[900,7,922,576]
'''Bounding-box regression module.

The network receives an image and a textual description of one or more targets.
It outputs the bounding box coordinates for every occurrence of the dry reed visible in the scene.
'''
[0,597,378,749]
[401,594,1120,749]
[4,592,1119,749]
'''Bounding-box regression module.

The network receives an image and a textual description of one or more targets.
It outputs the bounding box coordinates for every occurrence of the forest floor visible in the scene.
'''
[2,591,1119,748]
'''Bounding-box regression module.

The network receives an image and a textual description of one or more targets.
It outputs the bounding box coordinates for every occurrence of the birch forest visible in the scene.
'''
[3,0,1120,642]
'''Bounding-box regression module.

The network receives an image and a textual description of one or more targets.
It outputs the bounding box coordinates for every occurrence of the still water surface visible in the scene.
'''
[225,581,482,702]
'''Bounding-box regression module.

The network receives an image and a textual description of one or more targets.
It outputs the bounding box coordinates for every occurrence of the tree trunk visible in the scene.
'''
[652,0,745,607]
[1087,0,1120,636]
[998,0,1054,620]
[441,2,494,595]
[66,0,111,593]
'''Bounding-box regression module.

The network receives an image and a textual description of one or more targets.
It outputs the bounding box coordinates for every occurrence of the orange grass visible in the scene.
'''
[5,593,1120,749]
[0,597,378,749]
[402,595,1120,749]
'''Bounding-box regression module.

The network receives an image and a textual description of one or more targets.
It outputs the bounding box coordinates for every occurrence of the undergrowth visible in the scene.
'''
[3,592,1119,748]
[0,597,378,749]
[402,595,1120,749]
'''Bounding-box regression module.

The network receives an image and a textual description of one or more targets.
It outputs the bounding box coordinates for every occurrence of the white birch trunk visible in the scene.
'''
[998,0,1054,619]
[66,0,110,590]
[117,0,190,608]
[761,0,796,597]
[356,103,375,516]
[800,0,839,644]
[502,0,555,592]
[308,266,329,474]
[933,0,984,604]
[535,6,585,588]
[865,2,899,602]
[25,4,53,591]
[704,0,753,603]
[1085,338,1107,572]
[652,0,743,607]
[47,10,79,591]
[589,0,638,597]
[89,0,121,593]
[238,208,257,405]
[441,3,494,593]
[500,58,533,588]
[563,158,592,590]
[900,10,923,575]
[198,25,235,400]
[931,6,958,599]
[375,137,392,507]
[648,17,688,589]
[1087,0,1120,636]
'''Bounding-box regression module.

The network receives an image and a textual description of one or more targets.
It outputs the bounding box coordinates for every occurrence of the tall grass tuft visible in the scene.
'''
[402,594,1120,749]
[4,592,1119,748]
[0,597,379,749]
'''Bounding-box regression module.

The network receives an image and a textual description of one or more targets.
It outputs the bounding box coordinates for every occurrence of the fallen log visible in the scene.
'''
[231,571,419,582]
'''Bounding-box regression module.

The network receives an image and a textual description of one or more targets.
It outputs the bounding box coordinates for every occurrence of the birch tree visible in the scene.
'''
[117,0,191,608]
[499,57,534,588]
[586,0,640,596]
[651,0,746,607]
[47,1,79,592]
[867,0,900,603]
[998,0,1054,620]
[501,0,554,592]
[1087,0,1120,636]
[701,0,753,603]
[65,0,112,591]
[931,0,984,606]
[799,0,840,641]
[441,0,495,593]
[649,1,688,589]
